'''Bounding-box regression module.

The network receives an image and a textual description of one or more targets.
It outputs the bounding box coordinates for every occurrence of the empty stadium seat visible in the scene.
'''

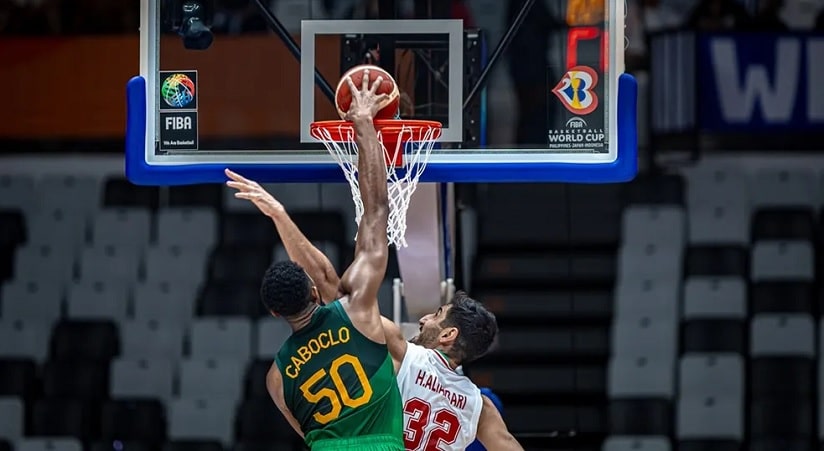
[29,400,95,439]
[476,184,569,249]
[0,397,23,440]
[688,205,750,245]
[189,318,252,360]
[132,281,197,324]
[679,354,743,400]
[751,281,814,315]
[602,437,671,451]
[25,208,87,249]
[197,281,262,318]
[752,208,816,241]
[608,399,671,435]
[618,244,683,281]
[235,398,298,441]
[678,440,741,451]
[144,245,209,285]
[16,439,83,451]
[685,167,749,208]
[682,277,746,319]
[273,241,341,273]
[13,244,76,284]
[91,208,152,246]
[156,208,218,247]
[221,213,278,247]
[751,314,815,357]
[90,442,152,451]
[751,439,812,451]
[681,319,746,354]
[0,175,35,213]
[608,356,674,399]
[621,205,685,247]
[751,241,814,281]
[42,361,109,400]
[208,246,272,283]
[110,359,174,401]
[163,441,224,451]
[103,178,159,210]
[243,360,271,399]
[0,210,27,250]
[50,320,119,362]
[179,359,244,401]
[751,168,818,208]
[168,184,223,208]
[167,398,235,444]
[614,278,679,322]
[751,357,814,396]
[100,399,166,444]
[625,174,684,205]
[676,396,743,440]
[750,398,813,438]
[66,280,129,321]
[0,320,51,362]
[37,175,99,215]
[78,245,141,283]
[256,319,291,358]
[0,359,38,400]
[264,183,322,211]
[233,441,299,451]
[611,317,677,360]
[684,246,748,277]
[1,279,63,322]
[120,320,185,360]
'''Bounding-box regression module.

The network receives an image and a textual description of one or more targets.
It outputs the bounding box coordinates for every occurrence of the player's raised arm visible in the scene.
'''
[338,71,391,315]
[475,395,524,450]
[224,169,341,301]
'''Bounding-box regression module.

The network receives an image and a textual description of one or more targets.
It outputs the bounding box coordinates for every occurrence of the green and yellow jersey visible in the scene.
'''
[276,300,404,450]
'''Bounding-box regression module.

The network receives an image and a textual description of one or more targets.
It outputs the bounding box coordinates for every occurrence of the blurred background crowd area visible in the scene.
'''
[3,0,824,38]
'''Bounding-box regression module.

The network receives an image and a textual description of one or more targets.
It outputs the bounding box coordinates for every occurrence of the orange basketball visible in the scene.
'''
[335,64,400,120]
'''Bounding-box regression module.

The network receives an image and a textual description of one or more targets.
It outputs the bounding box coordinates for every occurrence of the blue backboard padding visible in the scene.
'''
[125,74,637,185]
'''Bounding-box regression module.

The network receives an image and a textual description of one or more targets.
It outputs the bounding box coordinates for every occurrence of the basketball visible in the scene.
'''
[335,64,400,120]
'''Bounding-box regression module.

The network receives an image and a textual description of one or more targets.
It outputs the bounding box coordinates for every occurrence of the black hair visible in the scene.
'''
[260,261,313,317]
[441,291,498,364]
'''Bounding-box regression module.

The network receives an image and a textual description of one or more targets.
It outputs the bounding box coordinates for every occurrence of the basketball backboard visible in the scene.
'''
[126,0,637,184]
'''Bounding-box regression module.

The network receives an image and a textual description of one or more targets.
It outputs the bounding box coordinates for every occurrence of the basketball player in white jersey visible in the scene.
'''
[225,172,523,451]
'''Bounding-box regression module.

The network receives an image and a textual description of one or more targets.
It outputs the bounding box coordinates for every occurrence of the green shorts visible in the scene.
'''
[310,434,405,451]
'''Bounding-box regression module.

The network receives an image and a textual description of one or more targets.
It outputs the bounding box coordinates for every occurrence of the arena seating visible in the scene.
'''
[0,165,822,451]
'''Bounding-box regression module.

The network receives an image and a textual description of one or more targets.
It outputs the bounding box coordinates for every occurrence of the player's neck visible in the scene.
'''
[436,349,459,371]
[286,303,320,331]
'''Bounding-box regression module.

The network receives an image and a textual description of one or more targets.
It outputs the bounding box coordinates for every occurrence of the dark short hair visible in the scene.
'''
[260,261,313,317]
[441,291,498,364]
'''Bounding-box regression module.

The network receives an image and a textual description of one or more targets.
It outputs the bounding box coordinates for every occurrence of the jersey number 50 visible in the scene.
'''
[299,353,373,424]
[403,397,461,450]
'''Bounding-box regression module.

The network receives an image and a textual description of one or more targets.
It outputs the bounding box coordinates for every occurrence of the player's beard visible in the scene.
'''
[411,324,441,349]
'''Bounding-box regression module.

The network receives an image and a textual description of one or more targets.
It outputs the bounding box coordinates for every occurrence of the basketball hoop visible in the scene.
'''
[310,119,442,248]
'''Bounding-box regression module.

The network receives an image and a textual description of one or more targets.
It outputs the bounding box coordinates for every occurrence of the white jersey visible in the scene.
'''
[397,342,483,450]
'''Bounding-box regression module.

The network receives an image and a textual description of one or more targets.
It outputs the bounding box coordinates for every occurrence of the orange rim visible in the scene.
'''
[310,119,442,144]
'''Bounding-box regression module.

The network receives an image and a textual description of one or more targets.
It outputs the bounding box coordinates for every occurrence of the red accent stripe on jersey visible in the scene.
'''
[432,350,455,372]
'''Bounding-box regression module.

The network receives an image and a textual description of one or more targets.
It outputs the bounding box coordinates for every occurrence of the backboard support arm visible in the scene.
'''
[250,0,336,104]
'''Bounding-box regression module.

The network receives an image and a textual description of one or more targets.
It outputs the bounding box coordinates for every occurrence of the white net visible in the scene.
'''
[311,120,440,248]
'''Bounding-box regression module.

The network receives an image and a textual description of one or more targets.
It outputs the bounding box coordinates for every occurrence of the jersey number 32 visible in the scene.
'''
[403,397,461,450]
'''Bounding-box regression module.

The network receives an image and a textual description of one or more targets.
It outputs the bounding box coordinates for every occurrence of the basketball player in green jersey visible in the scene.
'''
[226,71,403,451]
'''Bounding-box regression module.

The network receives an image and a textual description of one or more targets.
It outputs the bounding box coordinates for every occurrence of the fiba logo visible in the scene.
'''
[566,117,587,129]
[161,73,196,108]
[552,66,599,115]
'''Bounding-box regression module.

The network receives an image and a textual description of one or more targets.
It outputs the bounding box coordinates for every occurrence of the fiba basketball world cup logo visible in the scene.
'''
[161,73,196,108]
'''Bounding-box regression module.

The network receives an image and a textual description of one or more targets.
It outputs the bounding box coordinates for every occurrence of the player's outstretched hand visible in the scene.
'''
[224,168,284,217]
[344,68,390,121]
